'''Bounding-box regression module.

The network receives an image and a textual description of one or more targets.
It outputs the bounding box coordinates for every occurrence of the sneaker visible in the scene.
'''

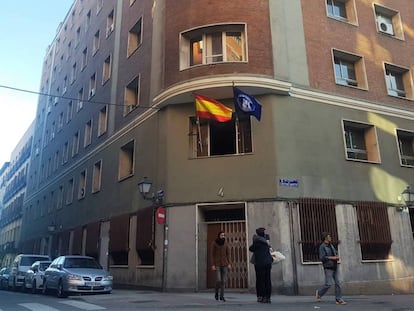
[315,290,321,302]
[336,299,347,305]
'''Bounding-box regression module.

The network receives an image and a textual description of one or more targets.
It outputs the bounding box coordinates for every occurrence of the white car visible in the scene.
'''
[24,261,51,293]
[9,254,51,290]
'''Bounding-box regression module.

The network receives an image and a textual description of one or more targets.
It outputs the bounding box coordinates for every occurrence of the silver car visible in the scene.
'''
[43,255,112,298]
[24,260,51,293]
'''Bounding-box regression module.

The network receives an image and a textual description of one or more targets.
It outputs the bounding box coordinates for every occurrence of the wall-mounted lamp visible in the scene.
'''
[138,176,164,205]
[47,224,56,232]
[397,186,414,211]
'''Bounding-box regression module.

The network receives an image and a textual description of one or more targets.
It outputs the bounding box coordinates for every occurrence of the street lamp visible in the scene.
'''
[137,176,168,291]
[138,177,164,205]
[397,186,414,211]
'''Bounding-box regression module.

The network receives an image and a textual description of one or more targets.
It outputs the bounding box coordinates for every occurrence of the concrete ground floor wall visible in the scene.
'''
[102,199,414,294]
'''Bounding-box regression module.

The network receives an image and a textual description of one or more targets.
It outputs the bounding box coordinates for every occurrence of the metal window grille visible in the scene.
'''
[355,201,392,260]
[298,198,338,262]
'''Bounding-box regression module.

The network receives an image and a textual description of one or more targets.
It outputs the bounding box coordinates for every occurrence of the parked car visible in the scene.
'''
[8,254,51,290]
[24,260,51,293]
[0,267,10,290]
[43,255,112,298]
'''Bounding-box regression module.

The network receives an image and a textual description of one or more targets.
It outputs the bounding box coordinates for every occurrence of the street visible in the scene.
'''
[1,289,414,310]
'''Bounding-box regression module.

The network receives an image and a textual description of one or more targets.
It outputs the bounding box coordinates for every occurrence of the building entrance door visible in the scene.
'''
[206,221,248,289]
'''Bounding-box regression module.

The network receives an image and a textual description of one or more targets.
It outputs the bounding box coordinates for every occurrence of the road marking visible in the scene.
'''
[59,300,106,310]
[19,303,59,311]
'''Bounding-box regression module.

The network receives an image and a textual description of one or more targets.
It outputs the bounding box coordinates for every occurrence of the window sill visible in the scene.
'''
[136,265,155,269]
[345,158,380,164]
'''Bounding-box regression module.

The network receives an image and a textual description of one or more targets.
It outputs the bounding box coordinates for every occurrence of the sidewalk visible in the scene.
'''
[75,289,414,311]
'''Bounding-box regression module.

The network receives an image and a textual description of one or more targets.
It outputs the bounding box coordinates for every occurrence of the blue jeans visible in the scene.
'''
[215,266,228,297]
[318,268,342,300]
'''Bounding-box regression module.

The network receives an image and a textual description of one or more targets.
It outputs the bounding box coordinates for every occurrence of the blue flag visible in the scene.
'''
[233,87,262,121]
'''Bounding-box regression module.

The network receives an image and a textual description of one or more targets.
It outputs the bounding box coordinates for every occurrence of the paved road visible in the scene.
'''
[2,289,414,310]
[79,290,414,311]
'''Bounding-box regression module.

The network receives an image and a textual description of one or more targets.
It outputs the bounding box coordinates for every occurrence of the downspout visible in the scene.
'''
[288,200,298,295]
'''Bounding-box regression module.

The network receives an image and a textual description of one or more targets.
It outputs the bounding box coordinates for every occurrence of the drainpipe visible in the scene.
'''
[288,201,299,295]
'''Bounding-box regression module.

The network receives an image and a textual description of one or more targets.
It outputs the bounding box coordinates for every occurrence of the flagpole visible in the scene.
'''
[196,116,203,154]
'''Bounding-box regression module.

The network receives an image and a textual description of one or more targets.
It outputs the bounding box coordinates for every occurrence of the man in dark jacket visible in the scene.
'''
[316,232,346,305]
[249,227,273,303]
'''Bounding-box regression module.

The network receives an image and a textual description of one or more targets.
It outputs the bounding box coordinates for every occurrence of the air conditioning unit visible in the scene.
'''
[63,86,67,94]
[54,97,59,105]
[377,16,394,35]
[35,148,40,156]
[89,88,95,97]
[46,106,52,114]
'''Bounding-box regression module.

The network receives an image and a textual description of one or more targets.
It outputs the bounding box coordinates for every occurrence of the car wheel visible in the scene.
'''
[31,280,37,294]
[56,280,67,298]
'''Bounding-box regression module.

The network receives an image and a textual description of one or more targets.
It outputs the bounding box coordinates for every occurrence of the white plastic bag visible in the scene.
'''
[270,249,286,264]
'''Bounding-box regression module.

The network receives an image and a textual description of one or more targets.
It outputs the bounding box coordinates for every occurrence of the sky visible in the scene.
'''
[0,1,74,165]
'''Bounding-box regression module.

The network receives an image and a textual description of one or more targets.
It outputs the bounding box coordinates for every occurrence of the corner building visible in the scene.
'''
[22,0,414,294]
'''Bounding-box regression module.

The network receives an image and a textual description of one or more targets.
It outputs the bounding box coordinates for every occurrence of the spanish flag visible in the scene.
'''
[194,94,233,122]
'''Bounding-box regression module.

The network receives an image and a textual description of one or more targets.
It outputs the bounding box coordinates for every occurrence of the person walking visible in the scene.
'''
[249,227,273,303]
[316,232,346,305]
[210,231,231,302]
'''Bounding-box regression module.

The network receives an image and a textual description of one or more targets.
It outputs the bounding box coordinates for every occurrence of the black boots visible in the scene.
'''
[220,296,226,302]
[214,293,218,300]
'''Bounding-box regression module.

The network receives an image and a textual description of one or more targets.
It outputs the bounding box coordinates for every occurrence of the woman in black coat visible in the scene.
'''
[249,227,273,303]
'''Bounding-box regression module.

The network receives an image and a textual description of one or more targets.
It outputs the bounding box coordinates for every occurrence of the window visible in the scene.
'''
[84,120,92,147]
[71,62,77,84]
[58,112,64,131]
[355,202,392,260]
[127,17,142,57]
[77,88,84,111]
[343,120,380,163]
[109,215,129,265]
[72,131,80,157]
[106,10,114,37]
[63,77,68,94]
[92,160,102,193]
[326,0,347,19]
[123,76,140,115]
[57,186,63,210]
[62,141,69,164]
[89,74,96,98]
[119,141,134,179]
[384,63,412,98]
[98,105,108,136]
[332,49,367,89]
[299,198,338,262]
[397,129,414,166]
[181,24,246,69]
[189,115,252,157]
[66,178,74,204]
[102,55,112,84]
[374,4,403,38]
[96,0,103,14]
[67,101,73,123]
[78,170,86,199]
[93,30,100,54]
[86,10,91,31]
[76,27,81,46]
[82,47,88,70]
[136,207,155,265]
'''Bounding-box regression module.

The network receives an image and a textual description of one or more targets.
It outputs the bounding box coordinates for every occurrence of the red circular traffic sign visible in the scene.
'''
[156,207,166,224]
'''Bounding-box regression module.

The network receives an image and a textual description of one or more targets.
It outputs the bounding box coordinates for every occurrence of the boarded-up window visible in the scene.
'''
[72,227,83,255]
[85,222,100,260]
[298,198,338,262]
[136,207,155,265]
[60,231,70,255]
[355,201,392,260]
[109,214,129,265]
